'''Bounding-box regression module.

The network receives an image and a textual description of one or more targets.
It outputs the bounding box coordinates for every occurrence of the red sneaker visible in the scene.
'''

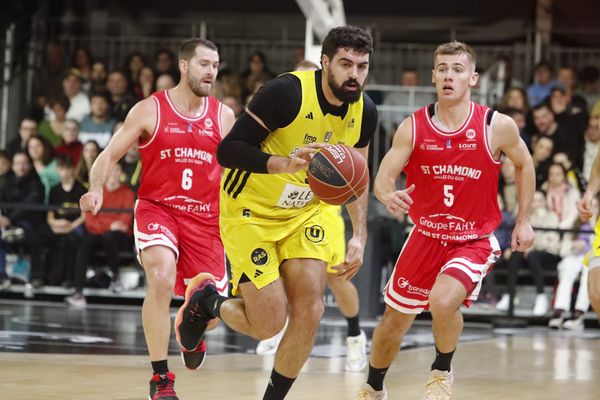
[149,371,178,400]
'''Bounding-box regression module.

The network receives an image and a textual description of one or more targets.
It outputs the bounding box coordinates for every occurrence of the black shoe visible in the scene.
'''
[149,372,178,400]
[174,273,217,351]
[181,338,207,369]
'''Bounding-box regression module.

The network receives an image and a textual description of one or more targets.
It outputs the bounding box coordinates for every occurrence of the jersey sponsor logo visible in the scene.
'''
[160,147,214,164]
[459,143,477,150]
[204,118,213,128]
[305,112,314,120]
[163,197,212,214]
[397,277,430,297]
[347,117,355,128]
[420,143,444,151]
[420,164,482,180]
[466,129,476,140]
[303,133,317,144]
[324,131,333,142]
[276,183,314,208]
[198,128,213,137]
[148,223,160,231]
[187,123,193,133]
[417,213,479,241]
[251,248,268,266]
[305,224,325,243]
[165,123,187,134]
[446,139,452,148]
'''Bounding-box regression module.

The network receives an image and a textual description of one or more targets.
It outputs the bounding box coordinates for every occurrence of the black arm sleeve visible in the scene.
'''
[216,74,302,173]
[216,112,272,173]
[354,92,379,148]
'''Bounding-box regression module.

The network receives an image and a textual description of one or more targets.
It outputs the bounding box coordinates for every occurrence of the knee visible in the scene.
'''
[291,295,324,328]
[428,294,459,318]
[378,308,412,338]
[144,263,176,295]
[254,313,288,340]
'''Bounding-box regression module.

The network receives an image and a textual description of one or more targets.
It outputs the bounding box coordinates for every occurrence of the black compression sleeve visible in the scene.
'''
[355,92,379,148]
[216,112,272,173]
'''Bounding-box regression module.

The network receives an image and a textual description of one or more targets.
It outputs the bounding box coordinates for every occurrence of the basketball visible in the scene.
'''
[307,144,369,205]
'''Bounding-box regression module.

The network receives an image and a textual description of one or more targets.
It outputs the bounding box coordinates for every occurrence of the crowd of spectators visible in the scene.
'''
[1,42,600,322]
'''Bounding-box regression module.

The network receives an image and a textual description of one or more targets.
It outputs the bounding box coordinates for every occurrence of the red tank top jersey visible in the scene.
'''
[137,90,223,225]
[404,102,501,242]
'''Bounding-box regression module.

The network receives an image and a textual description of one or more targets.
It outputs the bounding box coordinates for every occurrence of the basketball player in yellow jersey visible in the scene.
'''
[255,60,367,373]
[174,26,377,399]
[578,114,600,320]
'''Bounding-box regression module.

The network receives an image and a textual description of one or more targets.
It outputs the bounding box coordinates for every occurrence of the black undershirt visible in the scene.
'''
[216,70,378,173]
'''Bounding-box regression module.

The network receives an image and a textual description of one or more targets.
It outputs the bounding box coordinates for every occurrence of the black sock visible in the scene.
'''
[151,360,169,375]
[346,314,361,337]
[366,364,389,391]
[263,369,296,400]
[200,291,229,319]
[431,346,455,372]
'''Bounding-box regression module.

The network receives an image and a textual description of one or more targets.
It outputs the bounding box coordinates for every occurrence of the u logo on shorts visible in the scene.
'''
[305,225,325,243]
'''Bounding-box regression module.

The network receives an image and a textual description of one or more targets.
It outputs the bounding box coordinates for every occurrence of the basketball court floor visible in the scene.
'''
[1,299,599,399]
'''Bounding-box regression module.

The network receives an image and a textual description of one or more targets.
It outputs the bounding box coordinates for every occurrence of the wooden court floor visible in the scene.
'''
[1,300,599,399]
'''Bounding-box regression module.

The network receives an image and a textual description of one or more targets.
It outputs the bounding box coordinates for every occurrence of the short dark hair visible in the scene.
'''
[90,91,111,104]
[55,154,73,168]
[178,39,218,61]
[321,26,373,61]
[50,94,71,111]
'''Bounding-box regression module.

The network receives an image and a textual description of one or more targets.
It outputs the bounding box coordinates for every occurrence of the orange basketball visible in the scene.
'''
[307,144,369,205]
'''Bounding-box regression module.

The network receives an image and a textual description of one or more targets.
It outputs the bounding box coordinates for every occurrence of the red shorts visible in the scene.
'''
[134,199,227,296]
[384,229,500,314]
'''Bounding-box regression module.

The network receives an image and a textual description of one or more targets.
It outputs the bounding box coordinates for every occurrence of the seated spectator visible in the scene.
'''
[499,87,529,113]
[531,135,554,188]
[583,113,600,180]
[38,94,70,147]
[107,69,137,121]
[0,150,11,189]
[496,190,561,316]
[154,48,179,81]
[62,69,91,122]
[155,73,176,92]
[532,103,578,166]
[123,51,147,94]
[504,107,532,149]
[55,119,83,166]
[44,155,87,286]
[556,66,588,113]
[65,162,134,307]
[527,61,558,107]
[75,140,100,188]
[79,92,116,148]
[239,51,276,100]
[136,66,155,99]
[576,65,600,114]
[0,152,46,288]
[552,151,585,193]
[542,162,580,231]
[548,198,597,330]
[72,47,94,92]
[499,158,518,215]
[90,60,108,94]
[6,117,38,158]
[26,135,60,202]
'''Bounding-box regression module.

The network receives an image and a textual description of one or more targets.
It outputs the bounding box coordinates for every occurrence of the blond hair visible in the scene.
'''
[433,41,476,69]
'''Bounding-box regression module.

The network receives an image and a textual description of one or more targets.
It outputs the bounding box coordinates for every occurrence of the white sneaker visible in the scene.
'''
[533,294,549,316]
[562,316,584,331]
[256,322,287,355]
[357,383,388,400]
[548,315,564,329]
[65,293,87,308]
[423,369,453,400]
[495,294,510,311]
[346,330,367,372]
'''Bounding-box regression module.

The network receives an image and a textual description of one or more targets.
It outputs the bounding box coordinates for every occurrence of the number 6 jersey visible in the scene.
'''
[137,90,224,224]
[404,102,501,242]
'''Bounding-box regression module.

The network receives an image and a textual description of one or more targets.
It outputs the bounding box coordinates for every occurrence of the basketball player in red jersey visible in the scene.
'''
[358,42,535,400]
[79,39,235,400]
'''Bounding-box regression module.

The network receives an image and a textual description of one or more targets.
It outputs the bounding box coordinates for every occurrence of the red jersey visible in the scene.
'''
[404,102,501,242]
[137,91,223,225]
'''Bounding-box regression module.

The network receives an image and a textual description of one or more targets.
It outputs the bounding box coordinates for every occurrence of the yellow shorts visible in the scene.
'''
[321,205,346,273]
[584,219,600,270]
[221,205,334,295]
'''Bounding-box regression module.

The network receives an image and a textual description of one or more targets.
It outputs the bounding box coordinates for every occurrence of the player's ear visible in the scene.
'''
[321,54,329,71]
[179,59,187,75]
[470,71,479,87]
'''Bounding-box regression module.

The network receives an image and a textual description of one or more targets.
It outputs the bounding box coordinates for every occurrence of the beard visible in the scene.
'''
[188,75,211,97]
[328,74,363,104]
